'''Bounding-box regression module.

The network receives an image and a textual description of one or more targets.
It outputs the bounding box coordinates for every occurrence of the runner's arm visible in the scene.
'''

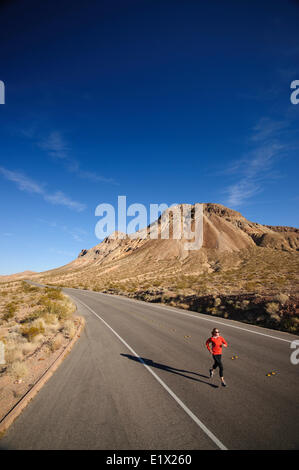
[205,338,212,353]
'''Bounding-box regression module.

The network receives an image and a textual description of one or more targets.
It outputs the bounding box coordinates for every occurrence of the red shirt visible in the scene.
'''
[206,335,227,355]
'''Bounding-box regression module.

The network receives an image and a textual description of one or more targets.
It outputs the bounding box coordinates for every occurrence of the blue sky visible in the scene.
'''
[0,0,298,275]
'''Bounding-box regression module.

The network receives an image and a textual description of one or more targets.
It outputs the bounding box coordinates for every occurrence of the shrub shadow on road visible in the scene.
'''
[120,354,219,388]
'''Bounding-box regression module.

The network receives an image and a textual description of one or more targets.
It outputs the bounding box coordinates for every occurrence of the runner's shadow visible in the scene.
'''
[120,354,219,388]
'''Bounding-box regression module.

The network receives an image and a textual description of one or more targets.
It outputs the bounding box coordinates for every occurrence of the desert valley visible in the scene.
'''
[2,203,298,335]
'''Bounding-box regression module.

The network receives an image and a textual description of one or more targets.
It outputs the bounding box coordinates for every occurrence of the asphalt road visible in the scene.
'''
[1,287,299,450]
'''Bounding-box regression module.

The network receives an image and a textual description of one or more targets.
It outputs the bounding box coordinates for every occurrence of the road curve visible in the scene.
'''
[1,287,299,450]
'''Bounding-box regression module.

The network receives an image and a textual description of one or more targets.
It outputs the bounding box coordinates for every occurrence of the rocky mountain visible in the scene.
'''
[72,203,298,268]
[18,203,299,334]
[32,202,298,292]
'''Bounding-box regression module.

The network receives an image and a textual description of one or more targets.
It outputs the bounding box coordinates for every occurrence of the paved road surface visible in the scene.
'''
[1,287,299,450]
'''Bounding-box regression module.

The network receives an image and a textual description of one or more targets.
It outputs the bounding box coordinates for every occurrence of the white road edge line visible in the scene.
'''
[74,289,293,344]
[74,295,228,451]
[160,308,293,343]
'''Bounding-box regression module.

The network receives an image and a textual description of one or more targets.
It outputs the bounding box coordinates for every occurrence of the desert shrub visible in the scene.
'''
[61,320,76,339]
[21,320,45,342]
[49,302,63,315]
[37,298,64,316]
[244,281,260,291]
[21,326,41,341]
[31,318,46,330]
[269,312,281,323]
[37,296,53,308]
[206,307,218,315]
[49,333,64,352]
[7,323,21,334]
[44,287,64,301]
[274,293,289,305]
[279,316,299,333]
[2,302,18,321]
[56,303,73,321]
[21,281,39,293]
[47,324,61,336]
[32,333,45,344]
[21,342,36,356]
[22,310,44,323]
[9,361,28,380]
[38,289,64,309]
[6,335,27,351]
[179,303,190,310]
[5,345,24,364]
[240,300,250,310]
[36,295,49,306]
[266,302,280,315]
[21,281,31,292]
[41,312,58,324]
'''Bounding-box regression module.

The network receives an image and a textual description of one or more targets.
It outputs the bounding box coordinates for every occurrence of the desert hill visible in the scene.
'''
[47,203,298,272]
[6,203,298,334]
[0,270,36,283]
[33,202,298,288]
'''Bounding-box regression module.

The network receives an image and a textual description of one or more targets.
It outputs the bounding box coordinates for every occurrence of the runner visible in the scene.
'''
[205,328,228,387]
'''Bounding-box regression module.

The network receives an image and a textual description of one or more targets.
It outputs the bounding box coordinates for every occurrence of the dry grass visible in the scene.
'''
[0,281,77,387]
[9,361,29,381]
[0,280,82,421]
[36,246,299,299]
[48,333,64,352]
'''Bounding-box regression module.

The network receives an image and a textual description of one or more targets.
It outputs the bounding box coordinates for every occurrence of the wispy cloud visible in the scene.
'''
[70,161,118,185]
[250,117,288,143]
[68,160,117,184]
[224,118,291,207]
[0,167,86,212]
[37,218,87,242]
[226,180,261,208]
[61,225,87,242]
[34,130,118,185]
[44,190,85,212]
[38,131,69,159]
[0,167,45,194]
